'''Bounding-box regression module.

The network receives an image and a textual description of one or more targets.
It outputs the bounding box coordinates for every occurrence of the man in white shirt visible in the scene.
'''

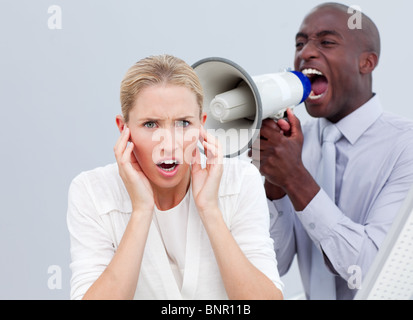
[251,3,413,299]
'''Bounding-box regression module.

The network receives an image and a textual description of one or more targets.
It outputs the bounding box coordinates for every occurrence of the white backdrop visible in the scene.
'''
[0,0,411,299]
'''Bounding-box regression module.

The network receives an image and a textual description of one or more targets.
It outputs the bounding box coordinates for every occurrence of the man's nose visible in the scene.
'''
[297,41,319,62]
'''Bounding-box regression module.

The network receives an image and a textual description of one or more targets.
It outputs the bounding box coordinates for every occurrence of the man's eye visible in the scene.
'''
[295,42,304,50]
[321,40,336,46]
[144,121,157,129]
[176,120,190,127]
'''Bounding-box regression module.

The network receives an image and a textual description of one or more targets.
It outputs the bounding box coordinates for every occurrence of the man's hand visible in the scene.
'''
[251,109,319,210]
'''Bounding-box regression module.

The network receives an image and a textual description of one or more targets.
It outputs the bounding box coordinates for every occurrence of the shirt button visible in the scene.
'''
[309,223,316,230]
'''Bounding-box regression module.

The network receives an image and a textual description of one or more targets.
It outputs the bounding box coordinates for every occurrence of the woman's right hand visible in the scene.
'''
[114,126,154,214]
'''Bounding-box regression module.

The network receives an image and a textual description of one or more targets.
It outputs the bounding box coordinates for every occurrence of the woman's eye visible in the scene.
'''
[176,120,190,128]
[144,121,157,129]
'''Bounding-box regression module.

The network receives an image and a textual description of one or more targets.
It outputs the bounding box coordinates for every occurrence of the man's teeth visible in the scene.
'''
[302,68,325,100]
[308,93,323,100]
[302,68,323,76]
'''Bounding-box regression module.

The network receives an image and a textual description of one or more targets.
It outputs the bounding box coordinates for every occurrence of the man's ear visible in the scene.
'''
[359,51,379,75]
[115,115,126,134]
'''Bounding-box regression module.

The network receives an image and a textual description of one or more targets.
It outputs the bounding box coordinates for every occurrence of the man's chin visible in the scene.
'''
[304,92,332,118]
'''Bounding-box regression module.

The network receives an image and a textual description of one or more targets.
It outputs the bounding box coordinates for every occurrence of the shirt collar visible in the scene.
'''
[318,94,383,145]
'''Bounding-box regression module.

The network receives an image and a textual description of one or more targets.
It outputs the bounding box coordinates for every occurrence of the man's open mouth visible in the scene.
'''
[302,68,329,100]
[156,159,179,172]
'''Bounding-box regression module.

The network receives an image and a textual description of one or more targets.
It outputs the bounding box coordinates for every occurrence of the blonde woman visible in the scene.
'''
[67,54,283,300]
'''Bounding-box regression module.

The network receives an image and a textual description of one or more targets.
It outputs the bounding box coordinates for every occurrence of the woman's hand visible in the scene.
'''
[114,126,154,214]
[84,126,155,300]
[191,126,223,217]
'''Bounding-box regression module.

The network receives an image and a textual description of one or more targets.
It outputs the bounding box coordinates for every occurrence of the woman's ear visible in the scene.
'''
[115,115,126,134]
[201,112,207,126]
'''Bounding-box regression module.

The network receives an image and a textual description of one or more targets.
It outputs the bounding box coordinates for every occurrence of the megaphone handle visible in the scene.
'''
[270,107,293,122]
[280,110,289,123]
[268,108,294,137]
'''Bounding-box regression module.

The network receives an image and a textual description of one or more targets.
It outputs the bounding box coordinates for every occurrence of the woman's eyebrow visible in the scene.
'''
[175,115,196,120]
[138,115,197,121]
[138,117,162,122]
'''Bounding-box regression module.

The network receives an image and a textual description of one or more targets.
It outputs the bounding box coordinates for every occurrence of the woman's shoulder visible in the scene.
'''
[69,163,131,214]
[72,163,119,183]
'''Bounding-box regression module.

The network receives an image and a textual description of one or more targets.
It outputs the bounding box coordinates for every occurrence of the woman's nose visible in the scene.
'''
[160,128,181,156]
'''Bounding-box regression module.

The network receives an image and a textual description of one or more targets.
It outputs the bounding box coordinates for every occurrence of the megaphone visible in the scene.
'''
[192,57,311,158]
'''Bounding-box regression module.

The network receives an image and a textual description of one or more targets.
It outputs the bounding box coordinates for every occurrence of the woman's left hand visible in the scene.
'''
[191,126,223,217]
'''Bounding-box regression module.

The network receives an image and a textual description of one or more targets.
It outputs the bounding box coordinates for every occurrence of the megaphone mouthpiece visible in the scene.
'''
[210,81,256,123]
[290,71,312,104]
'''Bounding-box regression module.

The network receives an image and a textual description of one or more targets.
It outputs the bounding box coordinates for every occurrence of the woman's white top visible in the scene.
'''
[153,189,191,290]
[67,157,283,300]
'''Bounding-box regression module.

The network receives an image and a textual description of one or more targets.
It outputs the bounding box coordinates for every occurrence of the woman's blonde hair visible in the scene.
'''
[120,54,204,123]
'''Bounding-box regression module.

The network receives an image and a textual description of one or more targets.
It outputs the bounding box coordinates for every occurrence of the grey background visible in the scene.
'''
[0,0,411,299]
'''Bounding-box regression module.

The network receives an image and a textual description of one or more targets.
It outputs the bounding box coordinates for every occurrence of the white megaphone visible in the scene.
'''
[192,57,311,158]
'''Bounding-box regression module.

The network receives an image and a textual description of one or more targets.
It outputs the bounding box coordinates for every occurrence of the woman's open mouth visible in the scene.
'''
[157,159,178,172]
[302,68,329,100]
[156,159,181,177]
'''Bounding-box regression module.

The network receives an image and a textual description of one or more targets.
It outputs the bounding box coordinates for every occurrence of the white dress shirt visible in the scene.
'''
[68,157,283,300]
[268,95,413,299]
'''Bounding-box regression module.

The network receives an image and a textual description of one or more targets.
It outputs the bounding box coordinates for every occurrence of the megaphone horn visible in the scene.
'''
[192,57,311,158]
